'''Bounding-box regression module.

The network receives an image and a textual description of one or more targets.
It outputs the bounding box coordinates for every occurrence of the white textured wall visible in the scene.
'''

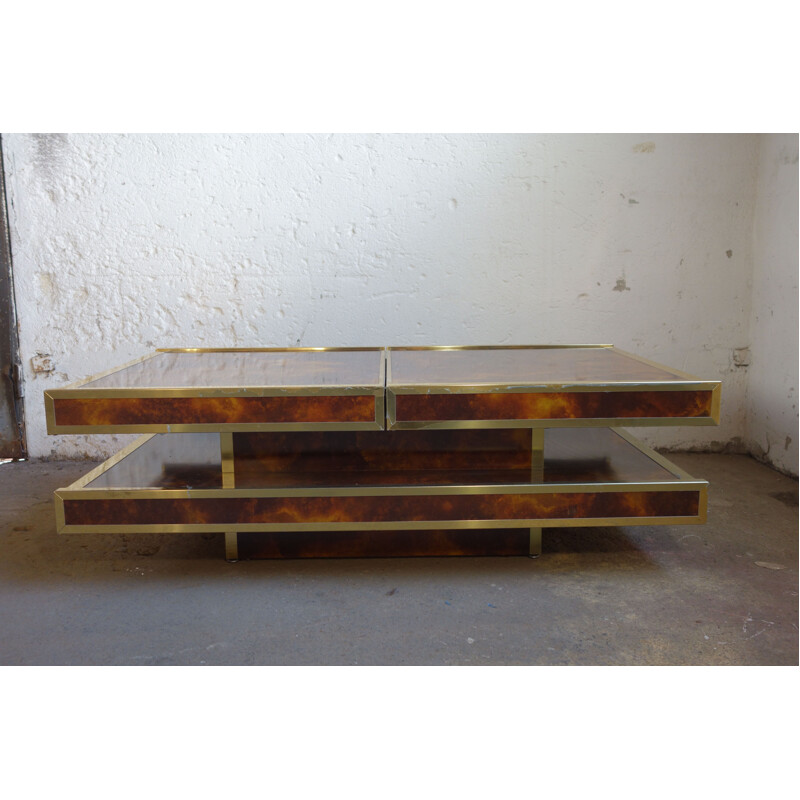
[747,134,799,475]
[4,133,758,459]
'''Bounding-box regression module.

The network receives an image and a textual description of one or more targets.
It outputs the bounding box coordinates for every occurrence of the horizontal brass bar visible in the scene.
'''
[386,344,614,351]
[47,386,385,398]
[57,480,707,500]
[386,417,719,430]
[386,381,719,393]
[57,515,705,535]
[156,347,385,353]
[48,421,386,435]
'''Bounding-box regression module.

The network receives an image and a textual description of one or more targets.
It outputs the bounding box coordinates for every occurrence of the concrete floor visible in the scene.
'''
[0,451,796,665]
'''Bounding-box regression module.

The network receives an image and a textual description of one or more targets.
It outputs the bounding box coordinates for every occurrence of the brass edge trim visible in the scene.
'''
[387,381,718,393]
[55,352,162,391]
[44,391,57,435]
[48,385,383,398]
[156,347,384,353]
[58,515,704,534]
[387,389,397,429]
[60,434,157,490]
[386,345,614,351]
[375,388,385,430]
[59,481,707,500]
[385,417,718,430]
[611,428,700,482]
[54,493,66,533]
[49,421,385,434]
[698,485,709,524]
[710,384,722,425]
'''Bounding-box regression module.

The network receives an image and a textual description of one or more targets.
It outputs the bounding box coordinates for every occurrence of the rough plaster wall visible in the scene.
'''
[4,133,757,459]
[746,134,799,476]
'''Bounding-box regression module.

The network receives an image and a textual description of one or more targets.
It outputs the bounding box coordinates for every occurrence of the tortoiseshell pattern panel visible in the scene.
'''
[393,390,713,422]
[53,395,377,426]
[63,490,699,526]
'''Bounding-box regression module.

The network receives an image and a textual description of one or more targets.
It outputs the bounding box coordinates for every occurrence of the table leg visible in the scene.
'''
[220,432,238,561]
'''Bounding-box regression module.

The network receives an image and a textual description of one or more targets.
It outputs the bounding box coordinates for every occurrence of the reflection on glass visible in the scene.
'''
[86,433,222,489]
[389,347,681,385]
[83,350,383,389]
[85,429,676,490]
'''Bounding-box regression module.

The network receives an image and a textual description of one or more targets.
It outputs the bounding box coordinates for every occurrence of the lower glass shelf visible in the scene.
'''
[55,428,707,540]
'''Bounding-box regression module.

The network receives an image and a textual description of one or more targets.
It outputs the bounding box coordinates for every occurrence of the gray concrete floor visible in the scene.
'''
[0,452,797,665]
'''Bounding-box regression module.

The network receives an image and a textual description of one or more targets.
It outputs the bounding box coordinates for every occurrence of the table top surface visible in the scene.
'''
[79,348,385,390]
[62,345,710,393]
[386,346,695,387]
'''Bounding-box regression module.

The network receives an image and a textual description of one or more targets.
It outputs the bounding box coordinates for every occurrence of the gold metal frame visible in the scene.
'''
[53,429,708,534]
[46,345,718,557]
[45,347,387,434]
[385,345,721,429]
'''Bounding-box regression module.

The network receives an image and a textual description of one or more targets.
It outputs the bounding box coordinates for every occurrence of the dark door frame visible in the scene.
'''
[0,135,25,458]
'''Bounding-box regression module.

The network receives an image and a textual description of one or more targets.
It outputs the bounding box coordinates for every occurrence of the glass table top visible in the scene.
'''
[81,349,384,389]
[387,346,689,386]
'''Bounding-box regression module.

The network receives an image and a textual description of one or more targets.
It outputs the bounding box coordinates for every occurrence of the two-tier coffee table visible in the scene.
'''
[46,346,720,560]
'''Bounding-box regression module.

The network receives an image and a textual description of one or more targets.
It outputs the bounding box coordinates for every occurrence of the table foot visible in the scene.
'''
[225,531,239,561]
[529,526,542,558]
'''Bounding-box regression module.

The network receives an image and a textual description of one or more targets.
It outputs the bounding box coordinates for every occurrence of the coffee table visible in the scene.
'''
[46,346,720,560]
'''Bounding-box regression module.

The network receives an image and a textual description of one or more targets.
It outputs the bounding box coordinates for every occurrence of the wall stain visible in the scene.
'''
[726,249,733,258]
[613,278,631,292]
[632,141,656,153]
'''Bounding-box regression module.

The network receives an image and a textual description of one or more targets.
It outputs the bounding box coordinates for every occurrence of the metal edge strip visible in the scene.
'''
[47,385,384,398]
[58,480,707,500]
[48,421,386,434]
[385,417,718,430]
[57,514,705,534]
[387,381,719,393]
[386,344,614,351]
[156,347,384,353]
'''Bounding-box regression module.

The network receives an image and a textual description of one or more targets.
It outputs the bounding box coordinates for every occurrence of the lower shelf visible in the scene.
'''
[54,428,707,558]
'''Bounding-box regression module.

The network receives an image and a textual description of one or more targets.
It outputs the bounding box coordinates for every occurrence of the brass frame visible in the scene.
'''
[44,347,387,434]
[385,345,721,430]
[54,428,708,534]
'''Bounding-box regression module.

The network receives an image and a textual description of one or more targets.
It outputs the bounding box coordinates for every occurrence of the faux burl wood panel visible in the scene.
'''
[233,429,533,475]
[237,529,530,558]
[53,395,377,426]
[392,390,714,422]
[62,490,700,526]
